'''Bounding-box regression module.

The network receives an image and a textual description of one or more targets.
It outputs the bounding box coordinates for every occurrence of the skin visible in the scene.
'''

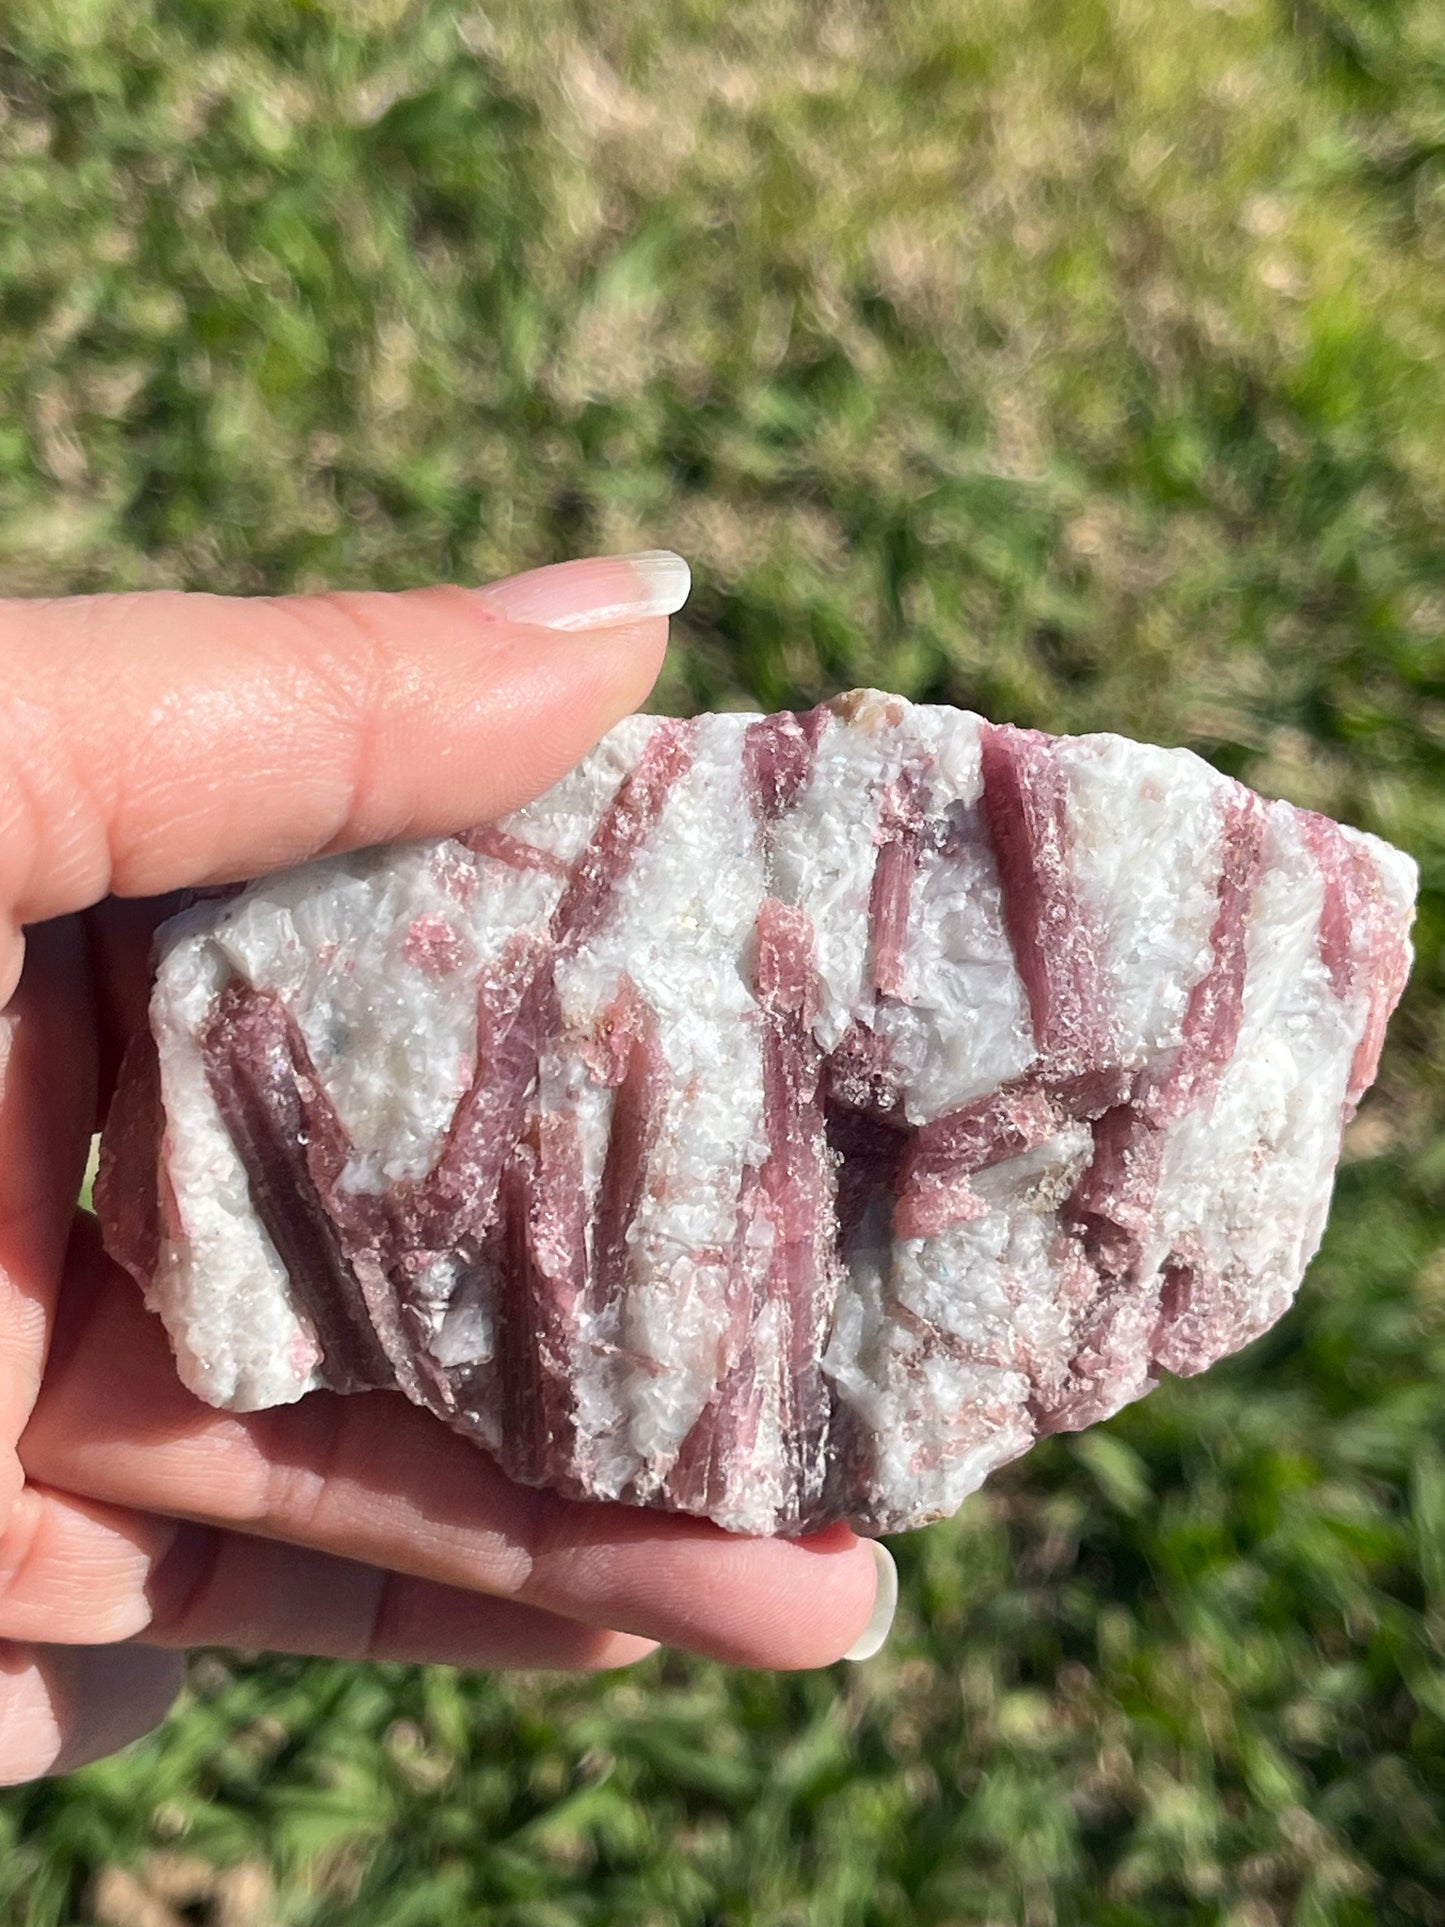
[0,580,882,1786]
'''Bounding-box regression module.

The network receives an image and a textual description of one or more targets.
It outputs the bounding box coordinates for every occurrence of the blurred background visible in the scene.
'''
[2,1,1444,1920]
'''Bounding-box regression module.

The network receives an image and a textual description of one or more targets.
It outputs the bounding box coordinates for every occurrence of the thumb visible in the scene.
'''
[0,550,686,973]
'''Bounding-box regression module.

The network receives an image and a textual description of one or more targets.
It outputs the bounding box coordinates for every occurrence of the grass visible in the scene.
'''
[3,0,1445,1920]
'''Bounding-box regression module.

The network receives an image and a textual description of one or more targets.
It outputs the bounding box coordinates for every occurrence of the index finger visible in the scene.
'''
[0,551,683,954]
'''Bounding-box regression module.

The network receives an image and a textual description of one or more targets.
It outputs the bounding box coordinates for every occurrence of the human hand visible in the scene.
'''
[0,554,894,1786]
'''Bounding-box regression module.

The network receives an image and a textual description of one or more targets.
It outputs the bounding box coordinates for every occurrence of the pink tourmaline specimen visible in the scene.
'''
[98,693,1417,1536]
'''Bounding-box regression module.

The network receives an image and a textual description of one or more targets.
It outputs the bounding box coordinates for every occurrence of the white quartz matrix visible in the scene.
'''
[98,693,1417,1536]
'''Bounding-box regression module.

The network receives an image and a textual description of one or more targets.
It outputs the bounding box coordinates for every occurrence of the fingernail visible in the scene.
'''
[480,550,691,632]
[843,1540,898,1663]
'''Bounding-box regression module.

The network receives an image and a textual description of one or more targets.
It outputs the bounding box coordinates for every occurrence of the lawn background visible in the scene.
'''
[2,2,1445,1921]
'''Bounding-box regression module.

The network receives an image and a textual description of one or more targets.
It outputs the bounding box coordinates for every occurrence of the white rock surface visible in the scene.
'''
[98,693,1417,1535]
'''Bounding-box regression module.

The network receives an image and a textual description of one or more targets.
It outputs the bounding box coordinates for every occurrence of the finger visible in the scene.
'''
[0,1485,171,1643]
[26,1248,885,1670]
[143,1530,658,1670]
[0,1640,182,1786]
[0,919,94,1496]
[0,1483,654,1670]
[0,551,686,945]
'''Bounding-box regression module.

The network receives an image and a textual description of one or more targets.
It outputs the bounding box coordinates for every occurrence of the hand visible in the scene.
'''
[0,555,891,1786]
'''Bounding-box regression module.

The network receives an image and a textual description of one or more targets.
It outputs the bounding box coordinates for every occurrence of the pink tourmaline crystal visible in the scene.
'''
[98,693,1417,1536]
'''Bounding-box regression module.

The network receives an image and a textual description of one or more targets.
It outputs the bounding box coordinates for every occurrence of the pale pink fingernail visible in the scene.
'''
[843,1540,898,1662]
[480,550,691,632]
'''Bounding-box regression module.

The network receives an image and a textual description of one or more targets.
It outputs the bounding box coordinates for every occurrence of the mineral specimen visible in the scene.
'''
[98,693,1417,1536]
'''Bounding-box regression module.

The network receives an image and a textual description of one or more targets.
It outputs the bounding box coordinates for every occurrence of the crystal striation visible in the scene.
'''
[98,693,1418,1536]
